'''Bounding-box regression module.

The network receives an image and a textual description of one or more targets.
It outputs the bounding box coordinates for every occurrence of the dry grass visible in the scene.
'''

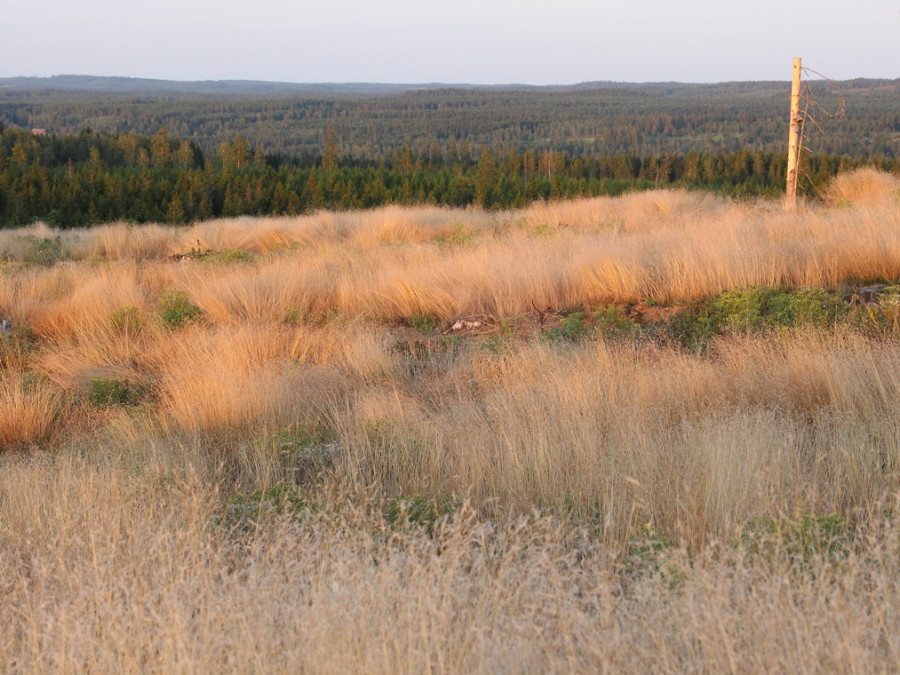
[0,451,898,672]
[330,330,900,545]
[823,166,900,206]
[0,374,61,447]
[1,175,900,670]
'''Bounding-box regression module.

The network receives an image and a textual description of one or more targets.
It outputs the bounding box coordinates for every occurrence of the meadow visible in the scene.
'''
[1,168,899,671]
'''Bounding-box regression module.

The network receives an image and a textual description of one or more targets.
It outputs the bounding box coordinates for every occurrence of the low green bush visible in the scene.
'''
[594,306,641,341]
[89,377,147,407]
[669,286,850,351]
[158,289,203,327]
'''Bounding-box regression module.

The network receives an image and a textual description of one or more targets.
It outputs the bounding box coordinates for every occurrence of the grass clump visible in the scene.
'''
[0,325,37,370]
[159,289,203,328]
[435,223,475,247]
[108,305,145,336]
[19,235,72,266]
[0,374,61,447]
[89,377,147,408]
[823,167,900,207]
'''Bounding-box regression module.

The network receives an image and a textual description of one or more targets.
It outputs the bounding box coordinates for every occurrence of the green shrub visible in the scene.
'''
[669,286,849,351]
[89,377,146,407]
[158,289,203,327]
[667,307,717,352]
[550,312,591,342]
[711,287,769,331]
[762,287,845,328]
[594,306,641,341]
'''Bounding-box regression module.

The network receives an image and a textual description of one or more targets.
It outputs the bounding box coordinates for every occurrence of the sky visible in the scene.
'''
[3,0,898,84]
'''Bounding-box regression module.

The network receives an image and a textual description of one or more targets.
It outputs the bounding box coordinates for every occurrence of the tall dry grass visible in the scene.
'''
[2,183,897,322]
[0,374,61,447]
[1,178,900,670]
[329,329,900,545]
[822,166,900,206]
[0,451,898,672]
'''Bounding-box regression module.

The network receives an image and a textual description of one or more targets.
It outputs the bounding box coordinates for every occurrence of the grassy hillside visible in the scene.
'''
[1,169,899,670]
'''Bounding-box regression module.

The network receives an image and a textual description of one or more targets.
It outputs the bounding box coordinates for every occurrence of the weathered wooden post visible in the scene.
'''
[786,57,803,208]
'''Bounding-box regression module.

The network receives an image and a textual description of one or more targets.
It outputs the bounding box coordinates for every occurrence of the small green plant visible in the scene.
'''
[622,525,675,582]
[594,306,641,341]
[271,423,339,480]
[738,513,853,563]
[89,377,146,407]
[384,494,454,533]
[158,289,203,327]
[409,312,441,335]
[545,311,591,342]
[203,247,256,264]
[108,305,145,336]
[224,485,314,527]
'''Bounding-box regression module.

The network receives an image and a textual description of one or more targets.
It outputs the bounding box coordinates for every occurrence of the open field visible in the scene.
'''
[1,170,900,671]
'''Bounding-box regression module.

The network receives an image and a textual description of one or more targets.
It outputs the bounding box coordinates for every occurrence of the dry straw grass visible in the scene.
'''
[0,452,898,672]
[1,172,900,670]
[822,166,900,206]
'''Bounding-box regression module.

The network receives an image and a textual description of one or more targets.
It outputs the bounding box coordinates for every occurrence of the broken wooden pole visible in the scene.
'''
[786,57,802,208]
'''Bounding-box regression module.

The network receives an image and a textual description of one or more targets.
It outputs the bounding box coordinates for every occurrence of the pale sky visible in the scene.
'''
[4,0,898,84]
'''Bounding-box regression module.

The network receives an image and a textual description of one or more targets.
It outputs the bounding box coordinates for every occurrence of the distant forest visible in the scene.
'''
[0,77,897,226]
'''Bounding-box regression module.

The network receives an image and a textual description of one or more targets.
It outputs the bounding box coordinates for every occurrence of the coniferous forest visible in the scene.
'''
[0,76,897,226]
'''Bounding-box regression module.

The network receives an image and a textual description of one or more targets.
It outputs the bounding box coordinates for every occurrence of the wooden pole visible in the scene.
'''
[786,57,802,207]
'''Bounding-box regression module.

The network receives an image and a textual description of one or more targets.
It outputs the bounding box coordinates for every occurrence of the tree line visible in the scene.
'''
[0,127,897,228]
[2,80,896,162]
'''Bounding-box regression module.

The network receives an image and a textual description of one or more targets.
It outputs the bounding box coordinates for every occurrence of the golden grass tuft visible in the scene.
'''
[823,167,900,206]
[0,374,61,447]
[82,222,177,260]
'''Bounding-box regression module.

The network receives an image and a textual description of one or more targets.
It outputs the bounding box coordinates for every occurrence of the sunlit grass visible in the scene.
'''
[1,174,899,670]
